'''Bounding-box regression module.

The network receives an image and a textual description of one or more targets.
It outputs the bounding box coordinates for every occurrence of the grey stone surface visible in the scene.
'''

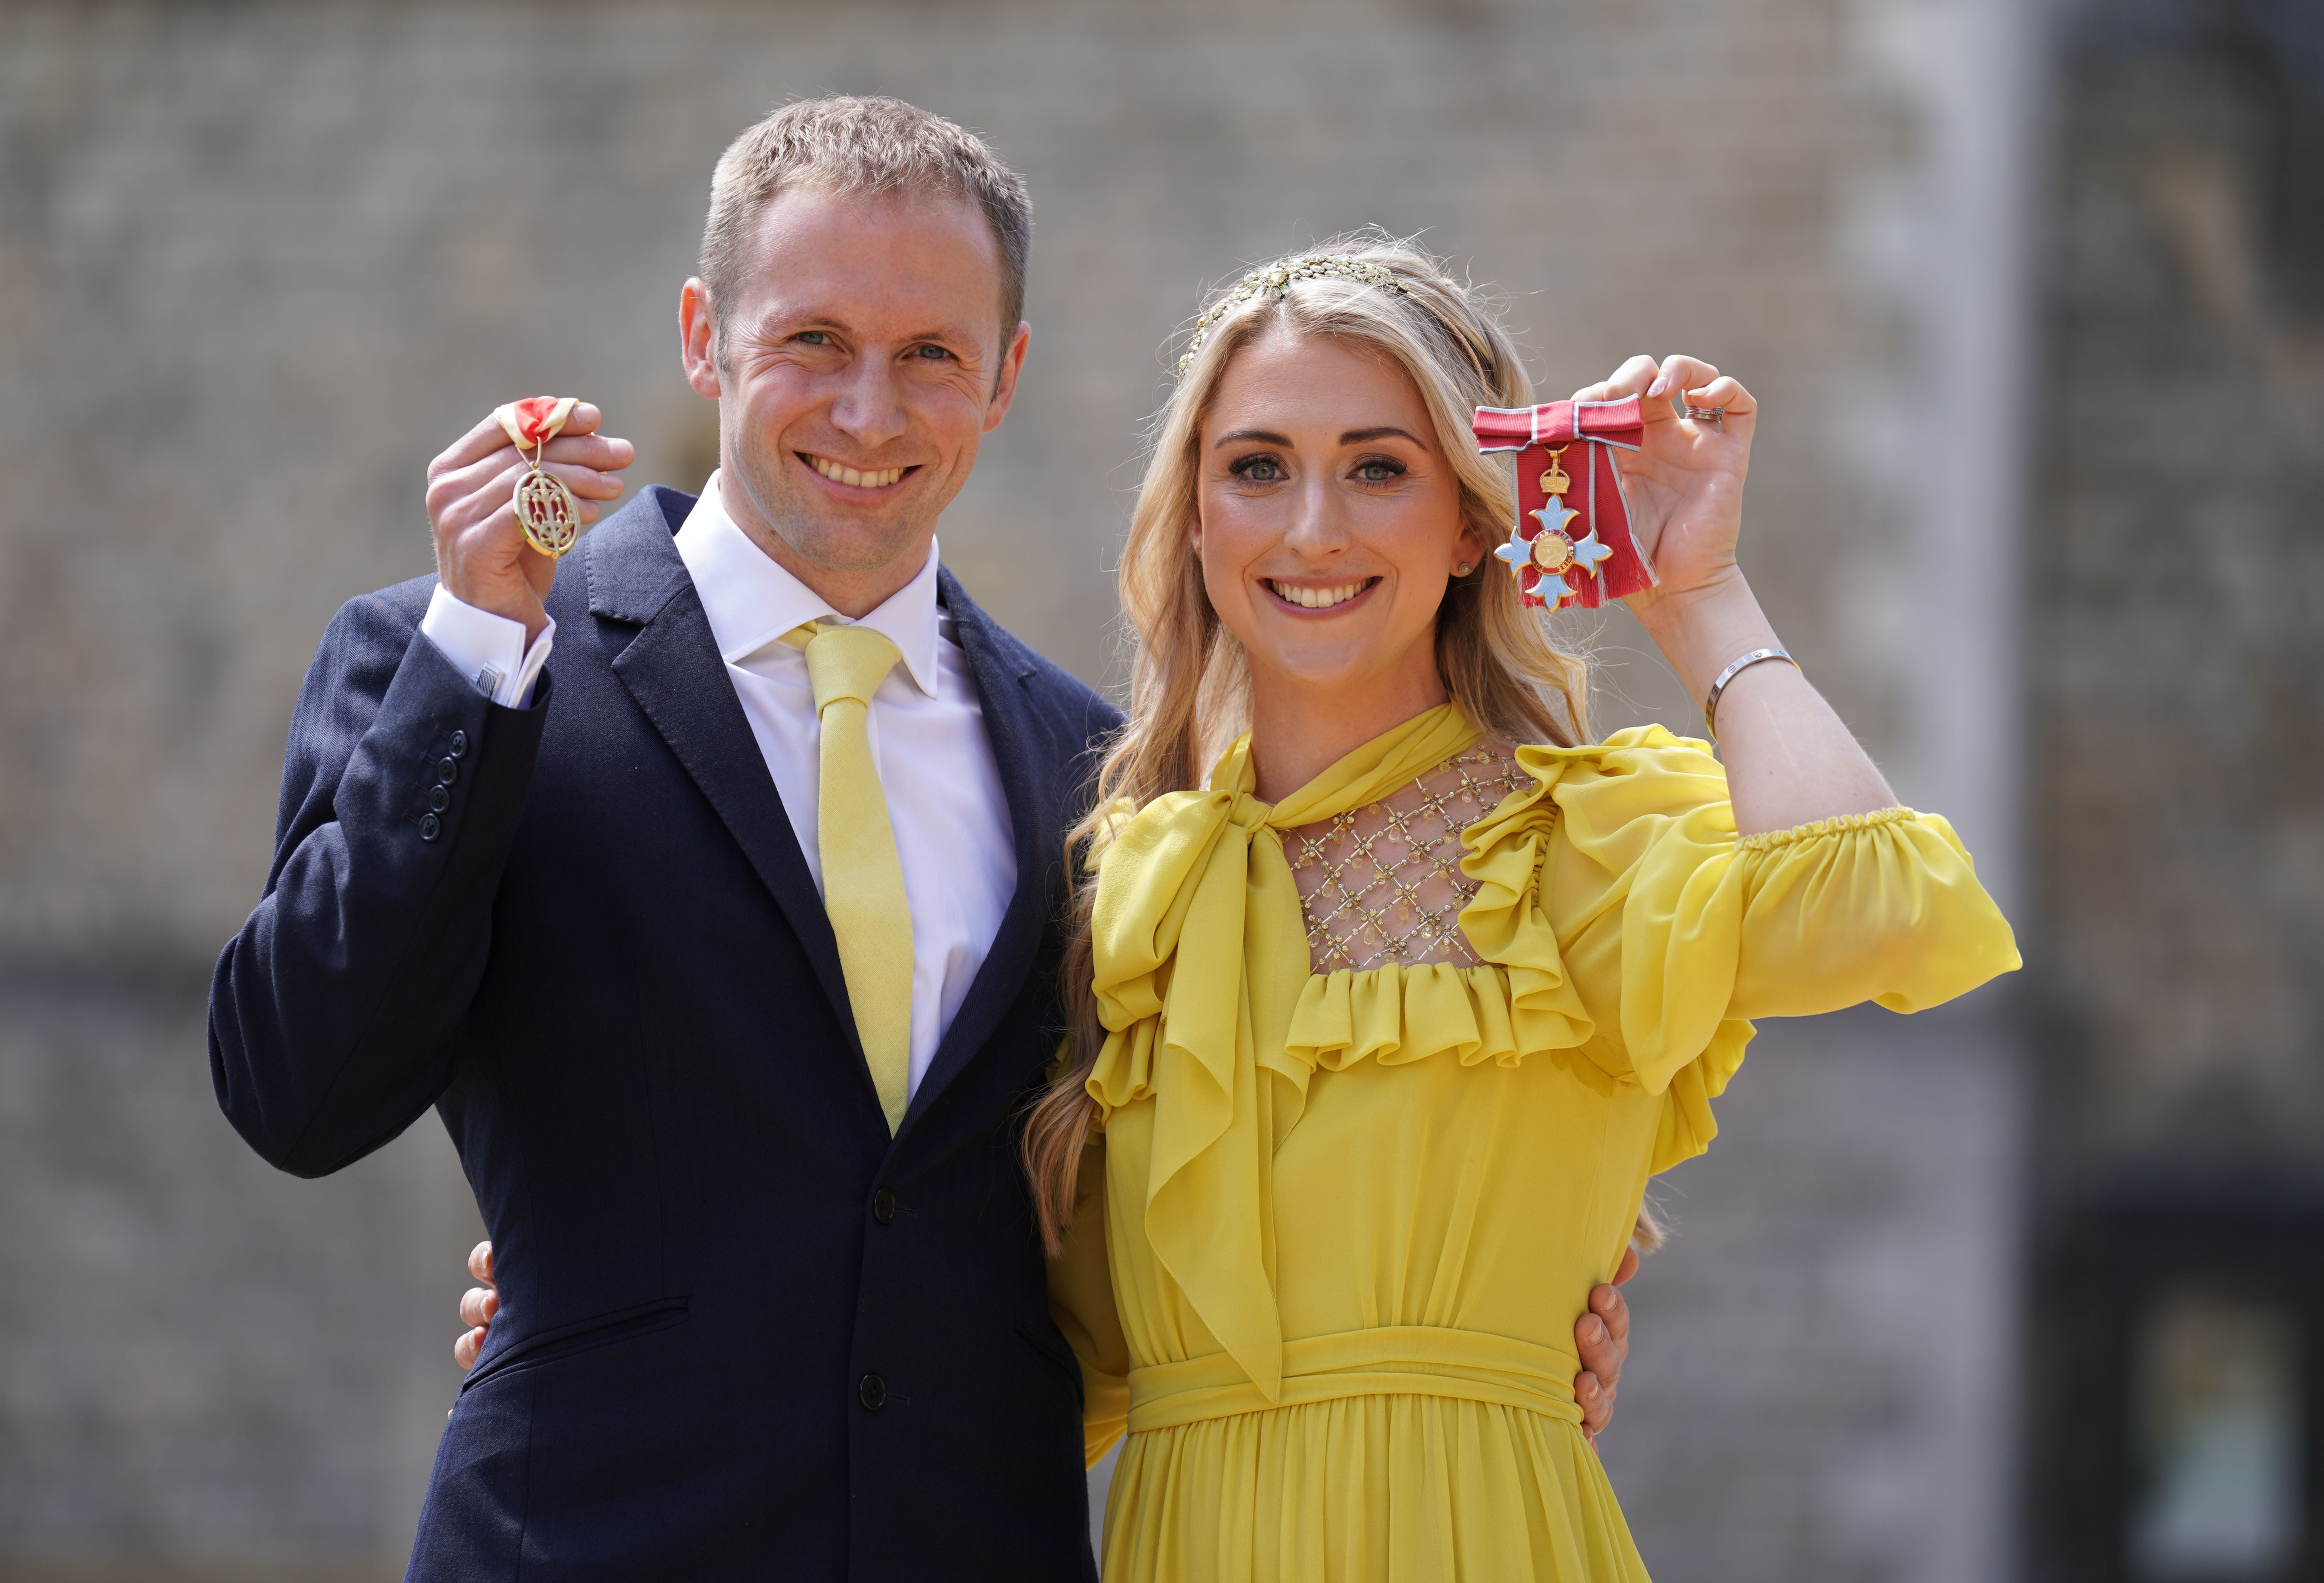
[0,975,475,1580]
[2038,9,2324,1179]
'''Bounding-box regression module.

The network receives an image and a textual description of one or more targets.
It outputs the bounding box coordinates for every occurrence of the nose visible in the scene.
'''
[827,353,909,452]
[1281,469,1351,560]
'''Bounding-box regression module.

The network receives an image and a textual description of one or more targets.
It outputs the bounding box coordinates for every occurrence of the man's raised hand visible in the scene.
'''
[425,403,634,646]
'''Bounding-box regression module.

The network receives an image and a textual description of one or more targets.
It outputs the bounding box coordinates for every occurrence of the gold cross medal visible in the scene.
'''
[1491,447,1613,609]
[495,396,582,559]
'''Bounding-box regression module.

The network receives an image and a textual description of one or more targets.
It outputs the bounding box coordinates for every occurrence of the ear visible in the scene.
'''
[982,320,1033,433]
[1454,518,1492,574]
[680,279,722,399]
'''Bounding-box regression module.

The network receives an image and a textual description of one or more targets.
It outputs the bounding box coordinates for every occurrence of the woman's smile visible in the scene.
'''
[1264,576,1381,613]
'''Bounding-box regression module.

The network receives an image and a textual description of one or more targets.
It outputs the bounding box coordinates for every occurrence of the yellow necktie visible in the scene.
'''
[787,622,914,1134]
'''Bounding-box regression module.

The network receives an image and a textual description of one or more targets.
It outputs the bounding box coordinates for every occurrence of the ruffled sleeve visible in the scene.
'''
[1462,724,2020,1171]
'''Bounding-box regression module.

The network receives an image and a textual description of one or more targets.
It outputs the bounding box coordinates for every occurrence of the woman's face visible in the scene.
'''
[1195,328,1484,707]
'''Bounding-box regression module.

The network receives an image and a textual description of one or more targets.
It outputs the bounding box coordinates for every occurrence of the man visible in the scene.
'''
[210,96,1633,1581]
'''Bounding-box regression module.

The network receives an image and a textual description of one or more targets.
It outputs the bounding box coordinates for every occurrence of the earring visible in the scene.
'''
[1455,561,1473,576]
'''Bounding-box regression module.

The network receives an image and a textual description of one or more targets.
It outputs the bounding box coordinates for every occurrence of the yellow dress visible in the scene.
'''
[1050,704,2020,1582]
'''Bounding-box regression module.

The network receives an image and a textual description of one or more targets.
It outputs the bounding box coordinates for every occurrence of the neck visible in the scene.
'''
[717,473,932,620]
[1244,655,1450,804]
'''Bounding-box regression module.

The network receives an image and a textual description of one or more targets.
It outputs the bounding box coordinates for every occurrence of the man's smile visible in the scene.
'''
[801,452,916,490]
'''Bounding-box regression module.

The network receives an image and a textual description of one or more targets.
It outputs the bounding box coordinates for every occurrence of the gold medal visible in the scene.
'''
[495,396,582,559]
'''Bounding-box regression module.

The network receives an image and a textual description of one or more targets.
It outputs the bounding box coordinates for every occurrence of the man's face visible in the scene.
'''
[681,186,1028,586]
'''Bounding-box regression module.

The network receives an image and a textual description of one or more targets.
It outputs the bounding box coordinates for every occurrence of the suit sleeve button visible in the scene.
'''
[448,730,469,758]
[428,785,451,813]
[419,813,442,841]
[435,757,459,785]
[872,1188,896,1224]
[858,1374,887,1411]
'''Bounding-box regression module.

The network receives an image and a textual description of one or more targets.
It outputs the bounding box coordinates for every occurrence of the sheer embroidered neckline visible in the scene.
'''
[1283,742,1538,974]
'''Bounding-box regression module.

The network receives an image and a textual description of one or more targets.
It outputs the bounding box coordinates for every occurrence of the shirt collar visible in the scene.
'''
[672,470,943,697]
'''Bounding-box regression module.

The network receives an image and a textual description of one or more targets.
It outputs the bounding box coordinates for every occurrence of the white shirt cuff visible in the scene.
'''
[419,584,555,708]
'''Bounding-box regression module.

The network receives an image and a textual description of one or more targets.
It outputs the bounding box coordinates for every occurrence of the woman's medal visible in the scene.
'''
[1472,397,1655,610]
[495,396,582,559]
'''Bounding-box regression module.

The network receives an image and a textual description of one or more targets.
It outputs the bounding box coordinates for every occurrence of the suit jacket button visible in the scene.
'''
[872,1188,896,1224]
[448,729,469,758]
[419,813,442,841]
[858,1373,886,1411]
[428,785,451,813]
[435,757,459,785]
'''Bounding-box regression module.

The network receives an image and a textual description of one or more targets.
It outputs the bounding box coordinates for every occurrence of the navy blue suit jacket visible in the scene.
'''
[210,487,1121,1581]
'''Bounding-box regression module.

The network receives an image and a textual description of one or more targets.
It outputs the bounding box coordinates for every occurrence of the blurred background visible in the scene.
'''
[0,0,2319,1578]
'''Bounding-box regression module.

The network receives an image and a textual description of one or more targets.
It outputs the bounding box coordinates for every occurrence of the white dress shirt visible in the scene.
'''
[419,473,1018,1100]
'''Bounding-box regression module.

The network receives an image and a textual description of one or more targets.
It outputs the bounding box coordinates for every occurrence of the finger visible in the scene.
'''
[457,453,628,511]
[538,431,636,472]
[459,1286,499,1328]
[1679,374,1751,415]
[433,410,527,475]
[1575,1369,1611,1435]
[454,1325,485,1370]
[468,1240,494,1284]
[1594,1282,1632,1353]
[1611,1245,1641,1287]
[1571,354,1661,406]
[428,401,613,487]
[1575,1305,1613,1375]
[1646,355,1720,402]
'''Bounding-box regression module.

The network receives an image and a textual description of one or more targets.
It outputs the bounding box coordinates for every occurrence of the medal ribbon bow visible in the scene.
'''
[496,395,578,451]
[1472,396,1655,610]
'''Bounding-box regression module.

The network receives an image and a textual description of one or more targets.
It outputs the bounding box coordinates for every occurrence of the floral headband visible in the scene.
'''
[1176,253,1409,375]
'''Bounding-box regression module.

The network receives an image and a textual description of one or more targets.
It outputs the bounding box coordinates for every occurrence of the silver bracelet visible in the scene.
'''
[1702,647,1798,742]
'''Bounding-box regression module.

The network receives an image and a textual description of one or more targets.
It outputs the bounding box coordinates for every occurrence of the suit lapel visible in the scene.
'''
[898,570,1060,1137]
[585,490,866,1071]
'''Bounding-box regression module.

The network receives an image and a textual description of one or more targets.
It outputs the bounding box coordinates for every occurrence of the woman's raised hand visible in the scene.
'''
[1569,355,1755,613]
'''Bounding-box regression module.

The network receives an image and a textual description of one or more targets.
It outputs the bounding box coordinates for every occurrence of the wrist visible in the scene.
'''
[438,564,549,648]
[1630,571,1779,702]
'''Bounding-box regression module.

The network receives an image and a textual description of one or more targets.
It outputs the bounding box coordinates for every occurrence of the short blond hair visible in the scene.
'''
[700,95,1032,342]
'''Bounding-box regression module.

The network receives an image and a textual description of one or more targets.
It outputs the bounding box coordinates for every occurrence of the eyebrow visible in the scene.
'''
[1211,425,1427,450]
[755,310,980,349]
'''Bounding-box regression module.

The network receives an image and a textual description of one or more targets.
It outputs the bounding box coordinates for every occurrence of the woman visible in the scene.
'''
[1024,236,2019,1581]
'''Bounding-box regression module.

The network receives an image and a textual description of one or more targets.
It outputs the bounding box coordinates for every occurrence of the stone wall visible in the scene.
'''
[0,2,2033,1576]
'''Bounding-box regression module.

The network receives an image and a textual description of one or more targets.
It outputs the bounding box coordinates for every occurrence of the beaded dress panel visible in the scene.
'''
[1283,743,1538,973]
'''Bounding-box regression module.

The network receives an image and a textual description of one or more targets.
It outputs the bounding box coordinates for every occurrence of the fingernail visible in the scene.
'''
[1648,377,1669,397]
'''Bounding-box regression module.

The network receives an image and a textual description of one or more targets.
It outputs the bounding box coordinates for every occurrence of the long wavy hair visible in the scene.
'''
[1022,233,1600,1254]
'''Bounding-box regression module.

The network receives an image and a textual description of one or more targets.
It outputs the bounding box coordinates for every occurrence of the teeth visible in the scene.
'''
[1270,579,1368,609]
[809,457,905,488]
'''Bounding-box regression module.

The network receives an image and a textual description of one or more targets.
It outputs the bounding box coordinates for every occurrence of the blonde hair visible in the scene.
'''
[700,95,1032,338]
[1022,233,1599,1253]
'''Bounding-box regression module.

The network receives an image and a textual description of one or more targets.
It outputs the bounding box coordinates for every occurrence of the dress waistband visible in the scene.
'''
[1126,1325,1584,1435]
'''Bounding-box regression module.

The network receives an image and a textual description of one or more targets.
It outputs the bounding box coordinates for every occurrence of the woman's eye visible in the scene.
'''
[1233,456,1285,483]
[1354,458,1405,483]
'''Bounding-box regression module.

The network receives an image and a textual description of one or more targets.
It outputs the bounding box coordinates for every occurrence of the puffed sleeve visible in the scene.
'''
[1482,725,2019,1169]
[1047,1135,1130,1468]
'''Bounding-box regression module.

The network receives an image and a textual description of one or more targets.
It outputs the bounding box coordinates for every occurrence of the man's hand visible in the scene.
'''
[1573,1244,1638,1443]
[454,1239,497,1371]
[425,404,634,647]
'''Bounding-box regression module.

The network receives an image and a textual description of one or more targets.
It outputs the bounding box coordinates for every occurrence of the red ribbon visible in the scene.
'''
[497,395,577,451]
[1472,397,1654,610]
